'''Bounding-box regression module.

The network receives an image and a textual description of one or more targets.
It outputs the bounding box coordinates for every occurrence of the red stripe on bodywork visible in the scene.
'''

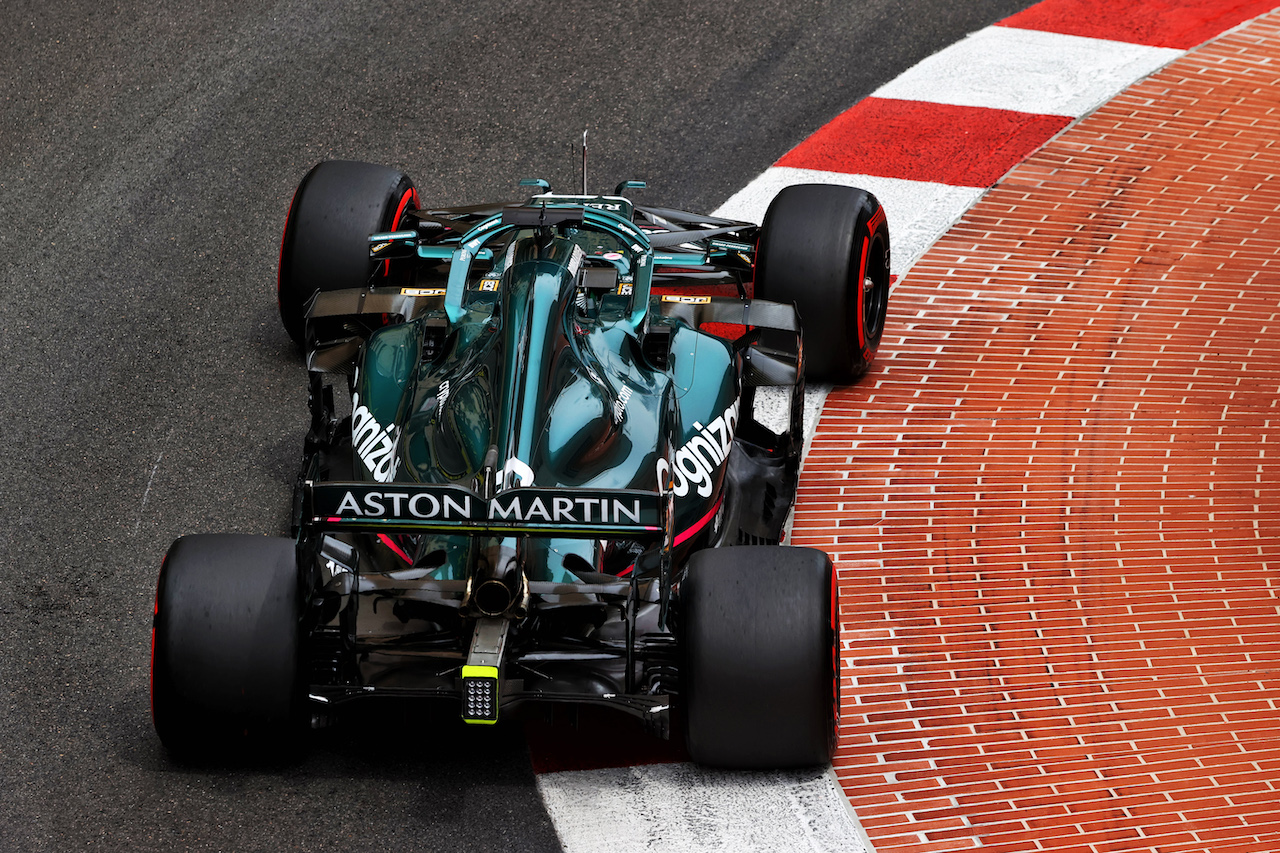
[378,534,413,564]
[776,98,1071,188]
[674,496,723,547]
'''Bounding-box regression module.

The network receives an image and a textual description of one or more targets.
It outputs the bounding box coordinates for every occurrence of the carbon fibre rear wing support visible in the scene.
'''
[658,295,806,497]
[656,295,803,388]
[656,294,796,332]
[302,286,448,374]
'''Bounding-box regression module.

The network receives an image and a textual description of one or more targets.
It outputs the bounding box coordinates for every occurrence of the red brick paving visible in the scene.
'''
[794,11,1280,853]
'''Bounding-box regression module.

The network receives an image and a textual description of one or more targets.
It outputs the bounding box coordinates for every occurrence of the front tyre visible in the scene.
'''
[681,545,838,769]
[151,534,304,758]
[277,160,418,346]
[754,184,890,383]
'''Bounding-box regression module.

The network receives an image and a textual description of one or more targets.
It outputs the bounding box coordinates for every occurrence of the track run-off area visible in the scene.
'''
[541,1,1280,851]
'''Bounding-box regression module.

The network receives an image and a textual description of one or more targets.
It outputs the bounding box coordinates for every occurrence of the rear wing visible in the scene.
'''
[304,481,664,539]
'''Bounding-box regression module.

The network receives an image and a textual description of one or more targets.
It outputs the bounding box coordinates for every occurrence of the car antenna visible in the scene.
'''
[581,129,588,195]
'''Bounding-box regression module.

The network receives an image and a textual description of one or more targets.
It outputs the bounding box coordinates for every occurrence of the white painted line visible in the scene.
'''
[873,26,1182,118]
[714,166,986,276]
[539,762,875,853]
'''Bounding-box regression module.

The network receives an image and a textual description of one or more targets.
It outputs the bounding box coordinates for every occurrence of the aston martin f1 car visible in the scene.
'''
[151,160,890,768]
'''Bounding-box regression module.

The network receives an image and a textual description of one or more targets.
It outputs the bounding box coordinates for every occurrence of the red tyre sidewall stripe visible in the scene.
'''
[383,187,419,277]
[856,235,870,351]
[857,205,888,357]
[830,560,840,735]
[150,554,166,723]
[867,204,886,237]
[277,187,300,310]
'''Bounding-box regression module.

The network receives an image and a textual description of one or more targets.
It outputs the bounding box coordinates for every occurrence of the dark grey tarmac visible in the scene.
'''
[0,2,1036,849]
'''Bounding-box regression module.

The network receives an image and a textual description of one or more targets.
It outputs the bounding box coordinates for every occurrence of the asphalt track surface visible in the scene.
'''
[0,2,1054,851]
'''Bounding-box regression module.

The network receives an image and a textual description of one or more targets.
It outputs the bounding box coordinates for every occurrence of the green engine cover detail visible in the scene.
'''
[662,325,740,523]
[408,369,494,483]
[352,320,422,482]
[353,227,740,580]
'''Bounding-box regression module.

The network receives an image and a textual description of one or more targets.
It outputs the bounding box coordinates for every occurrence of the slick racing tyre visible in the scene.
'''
[681,545,838,768]
[151,534,304,758]
[754,183,890,383]
[277,160,419,346]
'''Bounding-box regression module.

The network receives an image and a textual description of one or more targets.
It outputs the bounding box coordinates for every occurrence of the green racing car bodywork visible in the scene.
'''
[150,161,891,768]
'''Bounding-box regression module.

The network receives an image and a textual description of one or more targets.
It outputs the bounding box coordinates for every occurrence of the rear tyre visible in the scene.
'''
[754,184,890,383]
[151,534,304,758]
[277,160,418,345]
[681,545,838,768]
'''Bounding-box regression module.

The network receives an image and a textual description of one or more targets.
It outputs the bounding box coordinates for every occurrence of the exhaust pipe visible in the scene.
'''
[464,541,528,618]
[472,579,514,617]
